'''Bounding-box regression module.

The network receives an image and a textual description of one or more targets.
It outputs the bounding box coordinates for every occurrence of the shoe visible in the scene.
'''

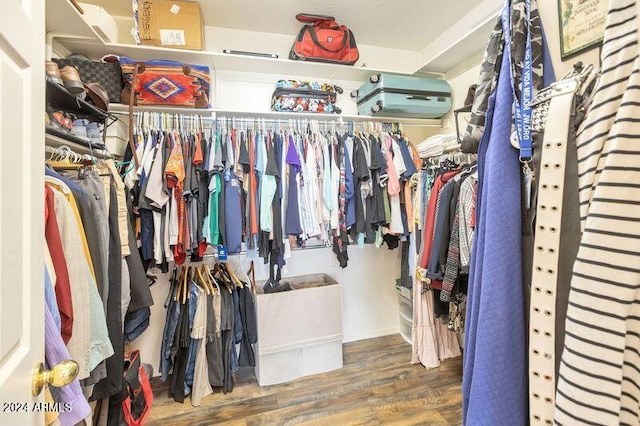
[84,82,109,111]
[59,66,84,95]
[262,280,292,294]
[71,119,89,138]
[51,111,74,131]
[45,61,63,85]
[86,122,102,144]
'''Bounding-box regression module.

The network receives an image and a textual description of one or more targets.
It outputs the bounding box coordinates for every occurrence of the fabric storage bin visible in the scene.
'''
[254,274,343,386]
[399,316,412,345]
[398,293,412,321]
[398,291,413,345]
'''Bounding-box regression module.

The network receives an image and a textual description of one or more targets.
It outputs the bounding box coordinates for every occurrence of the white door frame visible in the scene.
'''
[0,0,45,424]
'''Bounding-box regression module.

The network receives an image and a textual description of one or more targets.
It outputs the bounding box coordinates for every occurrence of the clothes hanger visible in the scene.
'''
[193,264,209,294]
[206,265,221,294]
[181,265,190,303]
[218,262,240,288]
[200,264,216,294]
[174,267,184,302]
[202,264,216,294]
[212,263,232,293]
[224,263,243,288]
[46,156,86,170]
[247,260,256,295]
[232,258,252,289]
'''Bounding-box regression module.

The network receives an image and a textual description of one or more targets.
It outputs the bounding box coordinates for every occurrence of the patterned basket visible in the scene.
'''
[53,58,123,103]
[119,57,211,108]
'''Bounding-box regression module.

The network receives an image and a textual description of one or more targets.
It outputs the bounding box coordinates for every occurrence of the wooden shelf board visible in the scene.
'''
[211,51,417,81]
[46,0,100,40]
[108,103,216,115]
[55,39,215,68]
[54,37,433,83]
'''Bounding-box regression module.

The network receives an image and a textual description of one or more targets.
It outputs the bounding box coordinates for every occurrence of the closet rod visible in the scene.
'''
[215,117,437,128]
[190,243,332,262]
[112,110,442,127]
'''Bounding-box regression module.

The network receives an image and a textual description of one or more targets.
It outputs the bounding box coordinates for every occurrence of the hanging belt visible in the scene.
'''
[529,77,579,425]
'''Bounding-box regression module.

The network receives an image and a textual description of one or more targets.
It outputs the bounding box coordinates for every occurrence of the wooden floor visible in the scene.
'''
[148,334,463,425]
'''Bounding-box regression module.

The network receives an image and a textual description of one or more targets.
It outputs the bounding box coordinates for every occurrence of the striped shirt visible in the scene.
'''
[555,2,640,424]
[458,173,477,271]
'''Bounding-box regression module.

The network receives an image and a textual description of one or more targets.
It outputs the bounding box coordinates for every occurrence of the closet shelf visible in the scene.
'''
[396,286,412,301]
[45,130,112,159]
[399,311,413,326]
[212,52,420,81]
[46,0,102,41]
[55,39,216,68]
[52,37,433,82]
[108,104,216,116]
[47,79,109,121]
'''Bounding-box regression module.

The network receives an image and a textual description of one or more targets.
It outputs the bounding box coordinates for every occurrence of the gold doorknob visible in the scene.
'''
[32,360,79,396]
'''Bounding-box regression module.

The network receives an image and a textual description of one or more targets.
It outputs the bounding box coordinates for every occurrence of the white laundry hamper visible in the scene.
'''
[253,274,343,386]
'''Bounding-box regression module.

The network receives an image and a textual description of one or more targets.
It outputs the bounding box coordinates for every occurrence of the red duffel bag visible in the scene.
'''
[289,13,359,65]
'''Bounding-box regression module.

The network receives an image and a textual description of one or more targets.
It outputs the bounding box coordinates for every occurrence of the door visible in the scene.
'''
[0,0,45,425]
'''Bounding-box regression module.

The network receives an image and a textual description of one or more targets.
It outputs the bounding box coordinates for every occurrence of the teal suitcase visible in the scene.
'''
[353,73,451,119]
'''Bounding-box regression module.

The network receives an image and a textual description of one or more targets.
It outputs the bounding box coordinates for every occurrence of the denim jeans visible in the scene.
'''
[160,286,181,382]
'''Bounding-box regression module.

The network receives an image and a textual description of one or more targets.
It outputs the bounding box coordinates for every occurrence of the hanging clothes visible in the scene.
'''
[160,263,257,402]
[463,22,526,426]
[43,145,155,425]
[555,2,640,424]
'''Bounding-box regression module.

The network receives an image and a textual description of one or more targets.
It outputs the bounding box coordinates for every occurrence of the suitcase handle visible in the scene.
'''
[406,95,431,101]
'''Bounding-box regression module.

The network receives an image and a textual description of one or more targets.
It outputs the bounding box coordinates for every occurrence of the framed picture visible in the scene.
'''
[558,0,608,59]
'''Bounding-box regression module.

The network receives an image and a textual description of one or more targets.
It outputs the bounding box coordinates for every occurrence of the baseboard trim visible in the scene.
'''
[343,326,400,343]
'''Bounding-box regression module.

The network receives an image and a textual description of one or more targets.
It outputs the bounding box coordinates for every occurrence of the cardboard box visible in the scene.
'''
[137,0,204,51]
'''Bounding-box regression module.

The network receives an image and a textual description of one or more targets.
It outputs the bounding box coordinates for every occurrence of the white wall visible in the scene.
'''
[538,2,601,78]
[113,40,411,370]
[103,9,470,375]
[119,69,409,374]
[434,62,483,137]
[131,245,401,374]
[447,64,482,111]
[435,0,605,139]
[112,17,423,72]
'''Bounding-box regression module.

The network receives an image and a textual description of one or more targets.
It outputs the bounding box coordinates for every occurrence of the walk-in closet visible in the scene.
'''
[0,0,637,425]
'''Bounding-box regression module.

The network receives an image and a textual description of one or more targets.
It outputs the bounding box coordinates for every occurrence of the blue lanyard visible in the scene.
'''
[501,0,533,162]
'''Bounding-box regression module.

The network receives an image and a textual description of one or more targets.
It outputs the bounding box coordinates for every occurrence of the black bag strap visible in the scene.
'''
[306,26,349,53]
[123,350,142,389]
[296,13,336,24]
[128,63,143,169]
[347,30,358,49]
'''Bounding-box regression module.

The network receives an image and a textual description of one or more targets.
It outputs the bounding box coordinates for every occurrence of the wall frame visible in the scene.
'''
[557,0,608,60]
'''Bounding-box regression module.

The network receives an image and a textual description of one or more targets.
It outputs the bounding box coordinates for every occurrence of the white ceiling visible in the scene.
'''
[80,0,483,51]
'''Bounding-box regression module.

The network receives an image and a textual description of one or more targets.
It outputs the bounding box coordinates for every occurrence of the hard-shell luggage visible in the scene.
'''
[271,79,343,114]
[353,73,451,118]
